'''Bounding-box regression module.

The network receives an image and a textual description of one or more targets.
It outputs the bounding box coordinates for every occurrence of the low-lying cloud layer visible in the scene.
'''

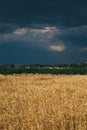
[0,24,86,49]
[0,26,60,50]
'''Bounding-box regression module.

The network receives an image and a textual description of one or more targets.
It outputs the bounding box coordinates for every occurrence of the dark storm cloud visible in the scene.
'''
[0,0,87,27]
[54,25,87,48]
[0,0,87,64]
[0,23,19,34]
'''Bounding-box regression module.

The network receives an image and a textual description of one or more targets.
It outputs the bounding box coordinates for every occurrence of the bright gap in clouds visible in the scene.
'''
[49,42,66,52]
[0,25,58,42]
[0,25,67,53]
[13,28,28,35]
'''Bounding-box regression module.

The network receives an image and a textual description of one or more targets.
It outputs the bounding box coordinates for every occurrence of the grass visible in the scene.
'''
[0,74,87,130]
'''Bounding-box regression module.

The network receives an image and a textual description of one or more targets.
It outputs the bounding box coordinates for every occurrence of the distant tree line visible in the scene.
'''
[0,63,87,75]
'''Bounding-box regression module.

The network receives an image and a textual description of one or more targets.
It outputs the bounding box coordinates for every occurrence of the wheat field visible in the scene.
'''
[0,74,87,130]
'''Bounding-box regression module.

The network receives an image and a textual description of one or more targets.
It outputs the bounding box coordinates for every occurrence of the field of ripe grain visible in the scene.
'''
[0,74,87,130]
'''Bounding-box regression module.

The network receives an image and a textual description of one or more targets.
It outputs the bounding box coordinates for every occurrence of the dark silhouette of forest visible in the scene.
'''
[0,63,87,75]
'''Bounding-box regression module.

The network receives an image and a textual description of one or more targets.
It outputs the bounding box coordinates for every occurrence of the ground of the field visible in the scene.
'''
[0,74,87,130]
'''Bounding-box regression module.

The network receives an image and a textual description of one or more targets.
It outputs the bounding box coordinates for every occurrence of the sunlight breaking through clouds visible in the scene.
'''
[0,26,59,44]
[13,28,28,35]
[49,41,66,52]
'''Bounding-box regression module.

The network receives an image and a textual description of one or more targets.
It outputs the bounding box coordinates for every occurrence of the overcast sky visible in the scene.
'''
[0,0,87,64]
